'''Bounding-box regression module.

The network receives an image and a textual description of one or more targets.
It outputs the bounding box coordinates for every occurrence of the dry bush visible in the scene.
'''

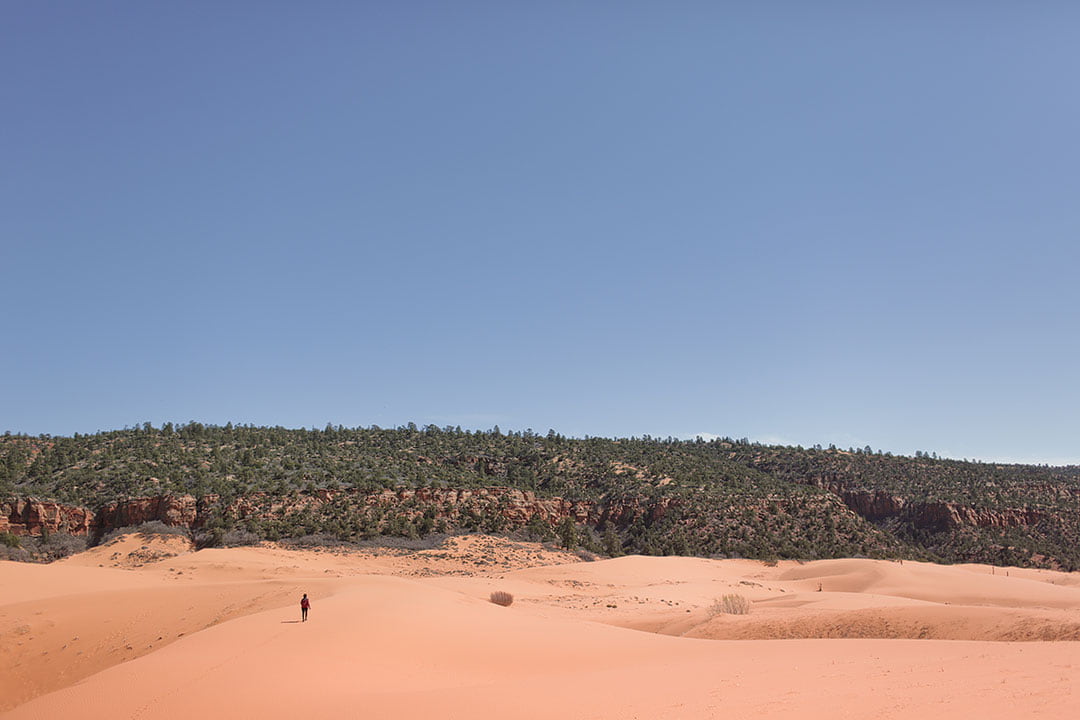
[489,590,514,607]
[220,529,262,547]
[1,533,87,563]
[711,593,751,616]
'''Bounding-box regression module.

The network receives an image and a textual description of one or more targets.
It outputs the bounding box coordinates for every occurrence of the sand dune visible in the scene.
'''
[2,536,1079,718]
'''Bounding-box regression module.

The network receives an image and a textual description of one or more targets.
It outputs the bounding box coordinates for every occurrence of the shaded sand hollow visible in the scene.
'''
[2,534,1079,718]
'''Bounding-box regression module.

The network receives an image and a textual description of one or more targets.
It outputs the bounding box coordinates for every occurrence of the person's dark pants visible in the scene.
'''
[302,607,308,621]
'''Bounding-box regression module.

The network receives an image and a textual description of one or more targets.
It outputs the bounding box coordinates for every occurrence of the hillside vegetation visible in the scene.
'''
[3,424,1079,569]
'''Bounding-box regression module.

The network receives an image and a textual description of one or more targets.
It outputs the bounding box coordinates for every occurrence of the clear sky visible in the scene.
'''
[2,2,1078,464]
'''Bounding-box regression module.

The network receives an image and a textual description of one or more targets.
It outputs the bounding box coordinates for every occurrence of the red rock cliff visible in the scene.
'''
[1,499,94,536]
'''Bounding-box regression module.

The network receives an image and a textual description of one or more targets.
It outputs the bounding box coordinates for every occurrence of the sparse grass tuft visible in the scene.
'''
[489,590,514,607]
[711,593,751,615]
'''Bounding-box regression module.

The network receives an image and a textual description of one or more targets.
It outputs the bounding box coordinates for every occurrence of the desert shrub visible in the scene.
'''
[711,593,751,616]
[489,590,514,607]
[0,531,20,548]
[221,529,261,547]
[98,521,190,546]
[193,527,227,549]
[3,532,88,562]
[136,520,190,537]
[0,544,32,562]
[277,532,348,548]
[96,528,126,546]
[42,532,87,560]
[356,533,449,551]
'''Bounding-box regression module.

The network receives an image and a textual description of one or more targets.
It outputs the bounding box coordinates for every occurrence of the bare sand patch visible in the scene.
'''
[2,536,1078,718]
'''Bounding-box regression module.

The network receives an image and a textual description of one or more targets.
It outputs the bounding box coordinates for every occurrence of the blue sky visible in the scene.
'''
[2,2,1078,464]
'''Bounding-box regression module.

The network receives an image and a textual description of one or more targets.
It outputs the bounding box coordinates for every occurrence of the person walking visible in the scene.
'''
[300,593,310,622]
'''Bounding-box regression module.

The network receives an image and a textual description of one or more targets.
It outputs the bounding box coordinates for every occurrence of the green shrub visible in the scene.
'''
[557,517,577,549]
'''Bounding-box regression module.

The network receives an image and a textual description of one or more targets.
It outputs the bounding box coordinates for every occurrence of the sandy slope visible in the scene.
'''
[2,536,1079,719]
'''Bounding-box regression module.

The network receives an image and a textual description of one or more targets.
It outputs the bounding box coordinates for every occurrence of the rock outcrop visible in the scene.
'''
[906,502,1045,533]
[2,488,609,539]
[806,480,1046,534]
[1,499,94,536]
[0,483,1045,544]
[94,495,200,532]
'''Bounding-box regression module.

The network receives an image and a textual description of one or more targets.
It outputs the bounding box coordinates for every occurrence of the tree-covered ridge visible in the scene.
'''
[0,423,793,505]
[724,443,1080,511]
[2,424,1078,568]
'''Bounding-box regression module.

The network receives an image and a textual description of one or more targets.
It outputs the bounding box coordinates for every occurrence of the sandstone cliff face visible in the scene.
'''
[94,495,200,532]
[1,499,94,536]
[809,480,1045,533]
[1,487,676,539]
[1,480,1045,542]
[835,488,906,522]
[2,495,202,538]
[906,502,1045,533]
